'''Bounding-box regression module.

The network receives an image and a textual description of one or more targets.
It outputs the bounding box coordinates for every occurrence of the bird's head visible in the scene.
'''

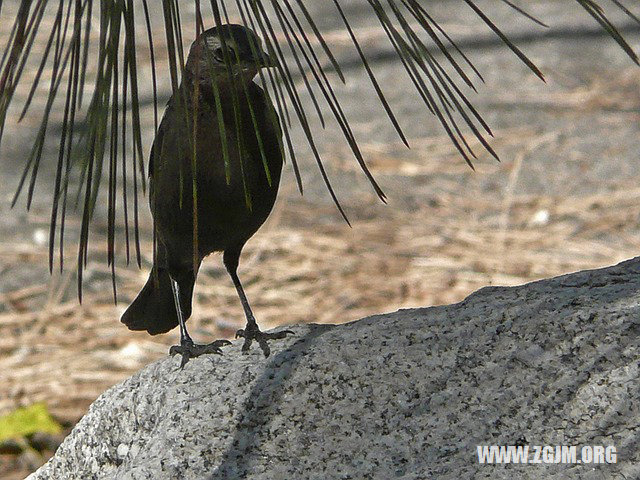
[186,24,274,86]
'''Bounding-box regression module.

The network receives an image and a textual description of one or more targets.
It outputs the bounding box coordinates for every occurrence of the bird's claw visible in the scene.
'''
[235,327,294,357]
[169,339,232,368]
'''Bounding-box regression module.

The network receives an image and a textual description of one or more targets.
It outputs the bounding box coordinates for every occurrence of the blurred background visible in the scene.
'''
[0,0,639,477]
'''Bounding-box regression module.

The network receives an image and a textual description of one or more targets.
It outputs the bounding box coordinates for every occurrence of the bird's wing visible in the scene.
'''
[148,119,164,179]
[148,99,176,179]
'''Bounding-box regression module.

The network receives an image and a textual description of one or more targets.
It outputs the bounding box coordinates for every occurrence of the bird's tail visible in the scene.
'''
[121,266,195,335]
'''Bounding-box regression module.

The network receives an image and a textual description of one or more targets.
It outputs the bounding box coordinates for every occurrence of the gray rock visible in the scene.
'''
[29,258,640,480]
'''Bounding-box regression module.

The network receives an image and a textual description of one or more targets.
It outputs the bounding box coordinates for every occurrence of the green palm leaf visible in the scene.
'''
[0,0,637,297]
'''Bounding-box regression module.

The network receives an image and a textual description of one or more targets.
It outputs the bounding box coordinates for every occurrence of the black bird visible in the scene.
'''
[121,24,292,363]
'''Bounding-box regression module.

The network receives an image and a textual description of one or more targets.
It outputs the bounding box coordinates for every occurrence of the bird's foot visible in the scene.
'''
[169,338,232,368]
[235,325,294,357]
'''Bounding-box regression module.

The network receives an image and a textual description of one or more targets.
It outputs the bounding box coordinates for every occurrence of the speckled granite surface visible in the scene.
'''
[29,258,640,479]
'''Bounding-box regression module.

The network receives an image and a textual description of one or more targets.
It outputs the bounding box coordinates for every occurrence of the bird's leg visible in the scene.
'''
[168,278,231,367]
[224,249,293,357]
[172,278,193,345]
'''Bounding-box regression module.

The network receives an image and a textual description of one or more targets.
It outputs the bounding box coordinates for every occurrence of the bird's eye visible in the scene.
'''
[212,46,236,63]
[213,47,224,62]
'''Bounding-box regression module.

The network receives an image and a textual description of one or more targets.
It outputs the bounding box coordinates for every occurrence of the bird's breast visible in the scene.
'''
[150,82,283,255]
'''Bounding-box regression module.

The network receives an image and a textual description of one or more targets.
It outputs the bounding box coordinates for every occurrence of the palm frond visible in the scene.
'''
[0,0,637,297]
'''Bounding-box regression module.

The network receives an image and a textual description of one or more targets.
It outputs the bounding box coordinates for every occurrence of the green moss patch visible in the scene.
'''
[0,404,62,443]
